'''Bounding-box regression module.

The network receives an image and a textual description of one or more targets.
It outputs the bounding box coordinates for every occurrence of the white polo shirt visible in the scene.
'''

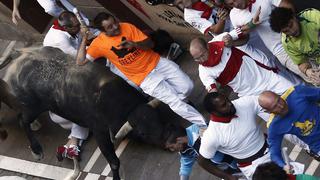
[200,96,265,159]
[43,28,81,58]
[230,0,284,56]
[199,33,294,97]
[184,7,232,35]
[37,0,79,17]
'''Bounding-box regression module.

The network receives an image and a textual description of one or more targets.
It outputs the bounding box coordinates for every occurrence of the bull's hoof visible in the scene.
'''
[31,150,44,160]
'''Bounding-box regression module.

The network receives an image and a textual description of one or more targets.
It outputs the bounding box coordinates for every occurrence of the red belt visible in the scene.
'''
[236,140,269,168]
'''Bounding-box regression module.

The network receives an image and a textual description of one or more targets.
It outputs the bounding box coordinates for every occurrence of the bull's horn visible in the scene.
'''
[147,98,161,108]
[64,157,80,180]
[115,121,133,140]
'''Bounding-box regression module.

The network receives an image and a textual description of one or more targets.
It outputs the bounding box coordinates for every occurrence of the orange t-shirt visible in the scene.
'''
[87,23,160,85]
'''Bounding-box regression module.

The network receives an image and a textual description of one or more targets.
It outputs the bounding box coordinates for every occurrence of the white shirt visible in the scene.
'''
[199,33,294,97]
[200,96,265,159]
[37,0,78,17]
[43,17,99,58]
[184,7,232,35]
[43,28,81,58]
[230,0,284,56]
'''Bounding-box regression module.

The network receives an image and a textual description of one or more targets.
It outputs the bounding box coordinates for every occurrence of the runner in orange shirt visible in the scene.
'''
[76,12,207,129]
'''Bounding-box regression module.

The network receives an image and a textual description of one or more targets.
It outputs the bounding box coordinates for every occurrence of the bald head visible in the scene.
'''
[189,38,209,63]
[258,91,278,110]
[259,91,289,116]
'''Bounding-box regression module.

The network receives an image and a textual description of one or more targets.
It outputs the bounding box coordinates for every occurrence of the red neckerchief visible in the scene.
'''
[52,20,66,31]
[192,2,213,20]
[287,174,296,180]
[199,41,224,67]
[210,114,238,123]
[246,0,256,12]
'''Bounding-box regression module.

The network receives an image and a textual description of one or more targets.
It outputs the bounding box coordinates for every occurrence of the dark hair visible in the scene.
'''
[93,12,115,31]
[252,162,288,180]
[58,11,76,27]
[203,92,222,113]
[269,7,294,33]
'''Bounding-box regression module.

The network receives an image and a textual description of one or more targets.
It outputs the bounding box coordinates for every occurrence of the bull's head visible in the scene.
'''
[116,99,186,148]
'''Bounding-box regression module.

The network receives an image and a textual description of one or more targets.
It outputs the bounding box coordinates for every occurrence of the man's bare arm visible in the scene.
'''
[223,34,249,47]
[12,0,21,25]
[198,155,238,180]
[76,26,90,66]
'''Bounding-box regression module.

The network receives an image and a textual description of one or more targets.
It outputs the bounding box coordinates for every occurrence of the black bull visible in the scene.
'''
[3,47,186,180]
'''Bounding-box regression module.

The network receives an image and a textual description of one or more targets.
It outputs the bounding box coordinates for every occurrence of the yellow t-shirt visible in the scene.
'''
[87,22,160,85]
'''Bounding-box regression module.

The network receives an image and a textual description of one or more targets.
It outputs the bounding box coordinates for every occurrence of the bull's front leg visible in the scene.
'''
[20,112,43,160]
[93,128,120,180]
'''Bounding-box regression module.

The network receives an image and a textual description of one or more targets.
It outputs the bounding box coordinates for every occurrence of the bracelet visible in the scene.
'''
[246,20,256,29]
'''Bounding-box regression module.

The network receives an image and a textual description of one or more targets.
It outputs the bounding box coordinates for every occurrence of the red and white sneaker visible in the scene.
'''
[56,145,67,161]
[66,145,80,159]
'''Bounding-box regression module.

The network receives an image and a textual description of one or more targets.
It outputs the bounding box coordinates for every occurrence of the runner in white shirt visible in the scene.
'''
[199,93,270,179]
[43,13,99,57]
[189,33,296,97]
[225,0,310,82]
[12,0,86,24]
[174,0,232,36]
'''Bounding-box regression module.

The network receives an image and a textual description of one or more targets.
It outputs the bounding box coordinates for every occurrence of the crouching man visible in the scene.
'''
[165,124,240,180]
[199,92,270,180]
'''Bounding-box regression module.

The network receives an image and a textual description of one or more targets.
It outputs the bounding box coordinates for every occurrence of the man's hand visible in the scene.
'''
[306,68,320,86]
[240,6,261,35]
[217,8,229,21]
[79,25,90,38]
[252,6,261,25]
[12,8,21,25]
[284,164,294,174]
[118,40,137,49]
[222,34,233,47]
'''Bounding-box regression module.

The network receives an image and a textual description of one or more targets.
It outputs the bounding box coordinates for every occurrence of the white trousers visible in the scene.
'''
[140,57,207,127]
[49,111,89,140]
[239,152,271,180]
[275,49,311,83]
[106,61,141,91]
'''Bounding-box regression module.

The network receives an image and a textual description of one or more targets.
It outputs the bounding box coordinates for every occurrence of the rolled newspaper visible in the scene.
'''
[72,8,86,27]
[282,147,294,173]
[282,147,290,165]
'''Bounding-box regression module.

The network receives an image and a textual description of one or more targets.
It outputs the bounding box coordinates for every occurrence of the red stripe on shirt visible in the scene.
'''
[192,2,213,19]
[216,47,244,86]
[52,20,66,31]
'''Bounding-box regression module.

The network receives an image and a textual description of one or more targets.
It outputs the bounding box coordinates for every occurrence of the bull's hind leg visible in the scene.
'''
[93,128,120,180]
[20,109,44,160]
